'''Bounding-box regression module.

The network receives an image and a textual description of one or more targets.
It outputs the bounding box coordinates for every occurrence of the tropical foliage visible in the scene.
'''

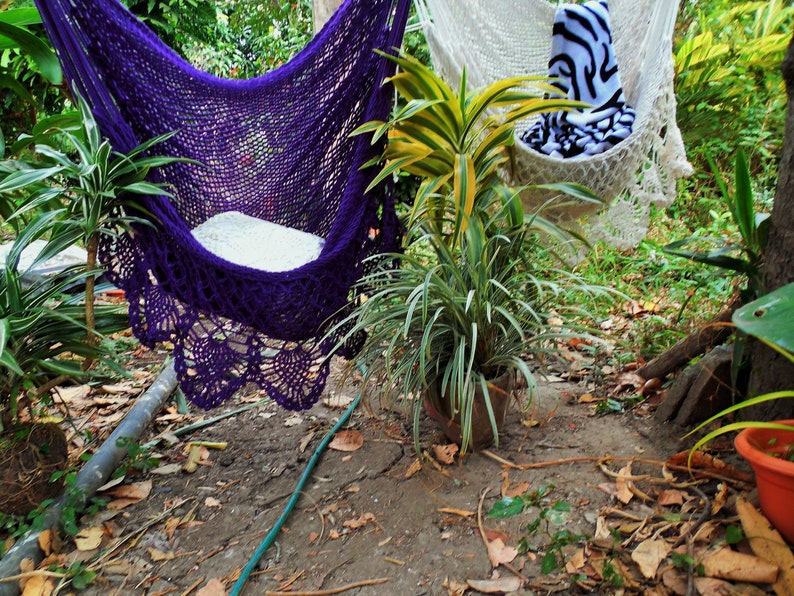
[674,0,793,186]
[686,282,794,455]
[334,53,612,453]
[0,4,65,154]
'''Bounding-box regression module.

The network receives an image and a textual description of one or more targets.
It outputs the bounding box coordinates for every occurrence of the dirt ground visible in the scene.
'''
[44,348,742,596]
[8,340,780,596]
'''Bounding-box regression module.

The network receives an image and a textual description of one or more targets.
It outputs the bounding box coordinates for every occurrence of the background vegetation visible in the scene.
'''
[1,0,792,390]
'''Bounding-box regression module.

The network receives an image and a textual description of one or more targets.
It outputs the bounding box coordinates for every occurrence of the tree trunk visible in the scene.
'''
[312,0,343,34]
[747,34,794,419]
[82,232,99,371]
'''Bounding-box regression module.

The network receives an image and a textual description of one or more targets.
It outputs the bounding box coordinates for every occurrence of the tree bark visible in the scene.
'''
[312,0,344,34]
[746,34,794,419]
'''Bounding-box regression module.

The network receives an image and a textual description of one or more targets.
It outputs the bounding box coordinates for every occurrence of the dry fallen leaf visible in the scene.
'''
[105,480,152,501]
[701,546,779,584]
[148,547,175,562]
[342,512,376,529]
[466,577,523,594]
[204,497,222,509]
[711,483,728,516]
[437,507,476,518]
[21,575,54,596]
[616,463,634,504]
[405,458,422,478]
[499,470,530,498]
[657,489,687,506]
[443,578,468,596]
[610,371,646,396]
[432,443,458,465]
[149,463,182,475]
[37,530,52,557]
[74,526,104,551]
[662,568,688,594]
[322,393,354,409]
[107,497,144,511]
[196,578,226,596]
[592,515,614,549]
[486,537,518,568]
[328,429,364,452]
[631,538,671,579]
[565,547,587,573]
[736,497,794,595]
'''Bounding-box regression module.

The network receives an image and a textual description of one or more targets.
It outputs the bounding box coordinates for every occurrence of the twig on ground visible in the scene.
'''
[476,487,491,553]
[263,577,391,595]
[475,488,530,585]
[179,576,204,596]
[0,570,66,583]
[144,398,272,449]
[89,499,194,569]
[481,451,751,488]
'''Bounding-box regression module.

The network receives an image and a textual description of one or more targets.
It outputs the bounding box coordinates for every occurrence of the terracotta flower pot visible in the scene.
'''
[425,370,514,451]
[734,420,794,544]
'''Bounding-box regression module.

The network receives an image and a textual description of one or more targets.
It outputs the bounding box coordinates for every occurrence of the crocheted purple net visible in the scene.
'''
[34,0,411,410]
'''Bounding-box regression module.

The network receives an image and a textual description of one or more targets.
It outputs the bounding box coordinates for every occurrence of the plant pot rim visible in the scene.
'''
[734,419,794,477]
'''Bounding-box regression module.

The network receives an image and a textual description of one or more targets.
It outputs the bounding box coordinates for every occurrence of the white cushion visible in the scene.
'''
[191,211,325,272]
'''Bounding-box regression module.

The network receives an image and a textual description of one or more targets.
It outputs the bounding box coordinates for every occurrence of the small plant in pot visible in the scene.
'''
[0,101,181,515]
[0,235,129,515]
[688,282,794,543]
[330,53,610,454]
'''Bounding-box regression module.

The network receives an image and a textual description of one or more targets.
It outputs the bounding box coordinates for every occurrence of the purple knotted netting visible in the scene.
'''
[34,0,411,410]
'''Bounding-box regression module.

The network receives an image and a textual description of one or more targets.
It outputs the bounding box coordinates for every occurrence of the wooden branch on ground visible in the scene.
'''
[637,297,740,382]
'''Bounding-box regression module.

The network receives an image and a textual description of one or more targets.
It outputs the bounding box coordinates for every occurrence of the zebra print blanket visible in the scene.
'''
[522,0,635,158]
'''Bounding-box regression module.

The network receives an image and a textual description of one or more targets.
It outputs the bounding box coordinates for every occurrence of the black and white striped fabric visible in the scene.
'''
[522,0,635,158]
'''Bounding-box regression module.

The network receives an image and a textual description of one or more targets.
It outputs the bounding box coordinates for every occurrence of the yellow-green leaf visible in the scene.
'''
[454,153,476,237]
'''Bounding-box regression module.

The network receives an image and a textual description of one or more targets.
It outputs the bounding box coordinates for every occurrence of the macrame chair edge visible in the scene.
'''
[414,0,693,250]
[34,0,413,410]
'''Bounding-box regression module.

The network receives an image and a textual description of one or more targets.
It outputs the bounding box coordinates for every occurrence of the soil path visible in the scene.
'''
[70,362,693,595]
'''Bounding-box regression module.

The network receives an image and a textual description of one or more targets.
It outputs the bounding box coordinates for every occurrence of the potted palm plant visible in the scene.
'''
[688,282,794,542]
[331,53,610,454]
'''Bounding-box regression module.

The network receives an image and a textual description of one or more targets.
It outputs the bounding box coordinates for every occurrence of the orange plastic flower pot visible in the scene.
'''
[734,420,794,544]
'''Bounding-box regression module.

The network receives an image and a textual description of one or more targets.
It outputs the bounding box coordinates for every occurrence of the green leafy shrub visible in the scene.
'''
[674,0,793,189]
[0,5,66,155]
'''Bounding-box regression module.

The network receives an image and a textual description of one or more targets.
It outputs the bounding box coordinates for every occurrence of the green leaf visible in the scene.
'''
[119,181,174,196]
[0,318,24,375]
[545,500,571,525]
[0,72,36,106]
[733,150,755,248]
[733,282,794,354]
[0,166,64,193]
[487,496,525,518]
[0,348,24,376]
[540,550,559,574]
[0,8,43,29]
[663,239,755,275]
[724,525,744,545]
[453,153,476,239]
[687,404,794,458]
[0,21,62,85]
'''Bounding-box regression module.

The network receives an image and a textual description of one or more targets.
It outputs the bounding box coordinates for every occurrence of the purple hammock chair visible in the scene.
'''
[34,0,412,410]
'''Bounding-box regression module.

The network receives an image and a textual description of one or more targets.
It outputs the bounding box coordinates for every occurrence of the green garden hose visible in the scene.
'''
[229,388,362,596]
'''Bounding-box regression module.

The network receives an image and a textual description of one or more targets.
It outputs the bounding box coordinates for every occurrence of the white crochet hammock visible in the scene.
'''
[413,0,693,249]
